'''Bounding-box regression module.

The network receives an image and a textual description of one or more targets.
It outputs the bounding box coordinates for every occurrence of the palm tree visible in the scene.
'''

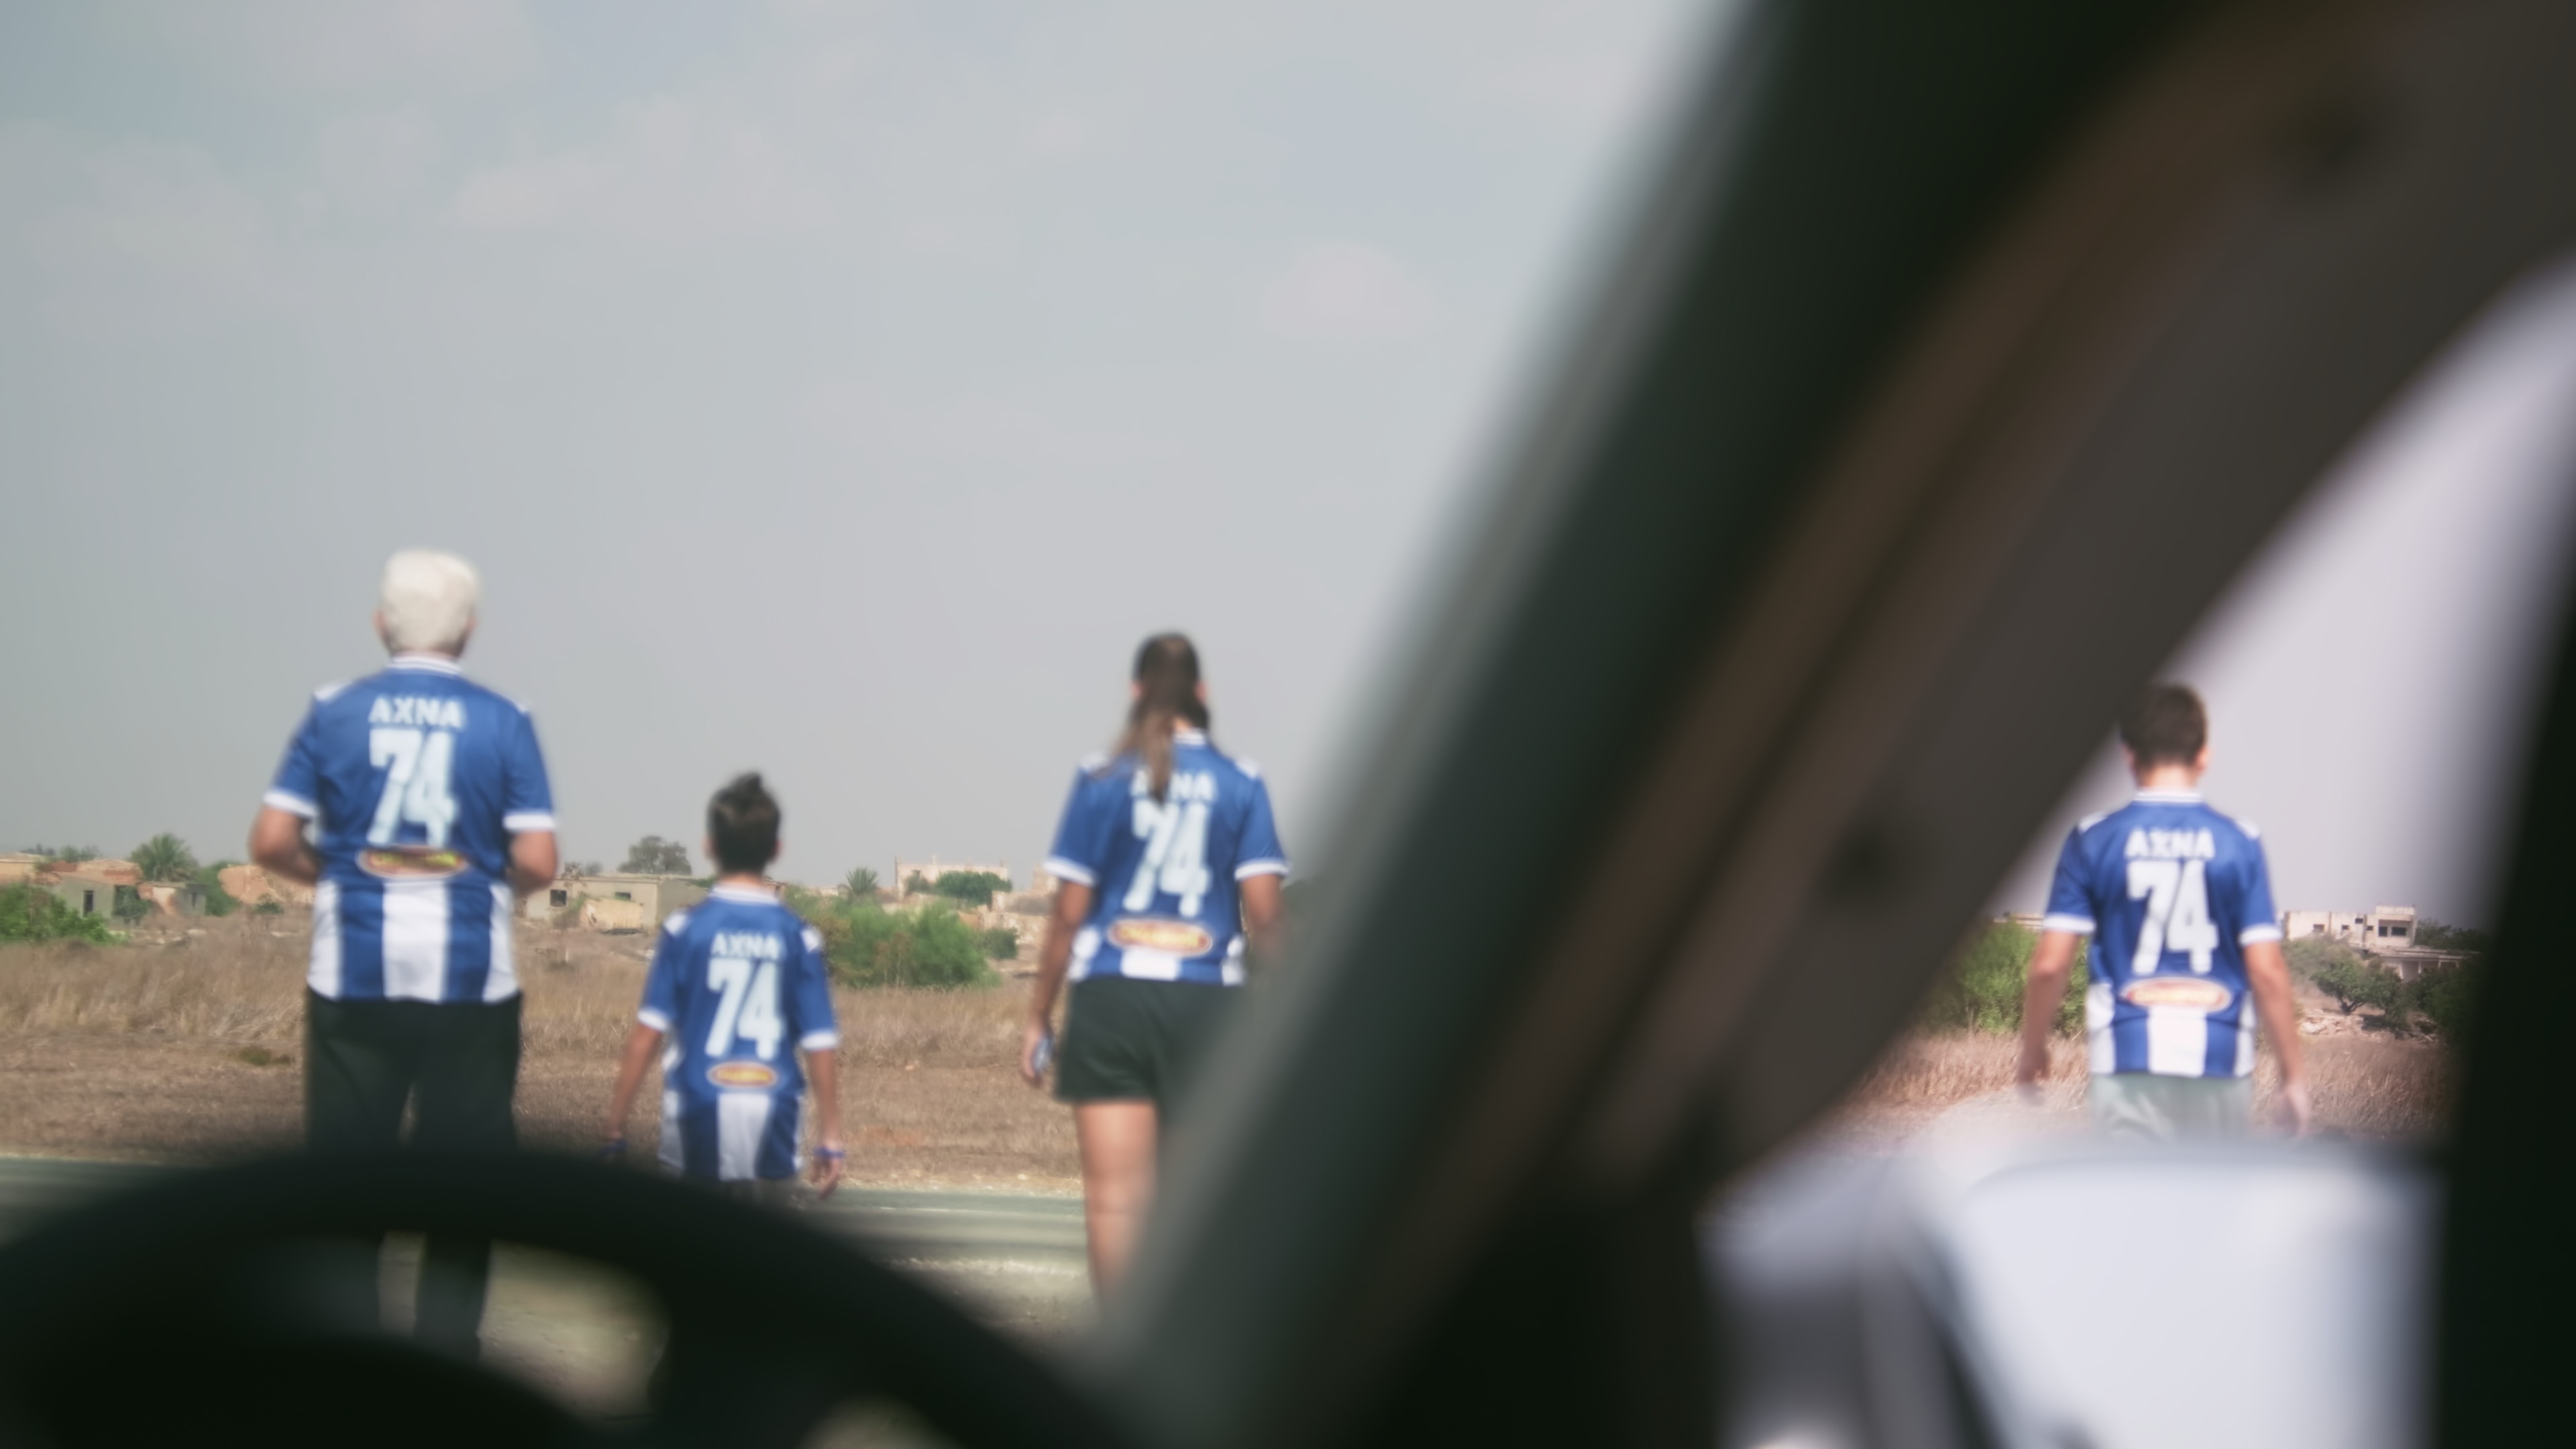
[131,834,199,883]
[844,867,881,899]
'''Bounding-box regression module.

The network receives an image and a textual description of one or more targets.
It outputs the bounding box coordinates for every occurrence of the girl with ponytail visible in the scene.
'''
[1022,633,1289,1293]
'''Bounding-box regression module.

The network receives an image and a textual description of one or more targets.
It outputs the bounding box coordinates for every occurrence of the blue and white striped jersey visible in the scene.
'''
[1044,727,1288,987]
[2044,789,2283,1079]
[264,655,555,1004]
[640,887,840,1182]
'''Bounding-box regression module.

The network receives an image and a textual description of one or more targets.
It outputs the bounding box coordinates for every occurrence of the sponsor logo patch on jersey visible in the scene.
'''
[707,1061,780,1090]
[1108,918,1215,956]
[357,847,466,879]
[2120,976,2235,1012]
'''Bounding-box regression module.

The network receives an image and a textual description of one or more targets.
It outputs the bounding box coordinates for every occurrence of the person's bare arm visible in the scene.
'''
[2015,930,2082,1089]
[508,830,558,898]
[248,807,321,887]
[602,1023,663,1148]
[1021,881,1093,1086]
[2243,938,2312,1133]
[805,1046,846,1198]
[1240,873,1286,971]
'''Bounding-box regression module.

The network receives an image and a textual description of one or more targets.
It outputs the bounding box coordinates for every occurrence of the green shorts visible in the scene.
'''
[1055,975,1240,1112]
[2088,1073,2254,1140]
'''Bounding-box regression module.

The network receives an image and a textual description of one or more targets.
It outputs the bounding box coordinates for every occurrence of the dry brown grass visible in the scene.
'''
[1828,1028,2458,1144]
[0,920,1078,1187]
[0,923,2460,1178]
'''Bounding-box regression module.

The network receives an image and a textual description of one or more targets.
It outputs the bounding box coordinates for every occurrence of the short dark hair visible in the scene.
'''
[708,773,781,874]
[2120,684,2208,768]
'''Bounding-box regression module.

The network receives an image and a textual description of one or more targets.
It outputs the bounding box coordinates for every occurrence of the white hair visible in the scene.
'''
[378,549,481,654]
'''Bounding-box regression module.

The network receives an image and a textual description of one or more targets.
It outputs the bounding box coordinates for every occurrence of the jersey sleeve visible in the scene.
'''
[2041,827,2097,934]
[1042,767,1120,888]
[792,925,840,1052]
[2234,835,2283,945]
[501,707,557,834]
[263,701,324,820]
[1233,777,1289,880]
[637,919,684,1032]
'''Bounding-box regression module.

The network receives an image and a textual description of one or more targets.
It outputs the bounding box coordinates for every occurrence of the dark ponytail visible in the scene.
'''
[1112,633,1208,800]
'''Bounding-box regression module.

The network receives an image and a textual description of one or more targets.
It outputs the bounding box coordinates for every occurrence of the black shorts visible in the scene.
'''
[1055,976,1241,1110]
[305,989,521,1155]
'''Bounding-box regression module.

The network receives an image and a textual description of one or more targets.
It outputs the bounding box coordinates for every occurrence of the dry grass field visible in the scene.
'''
[1827,1024,2457,1145]
[0,918,1079,1189]
[0,918,2458,1179]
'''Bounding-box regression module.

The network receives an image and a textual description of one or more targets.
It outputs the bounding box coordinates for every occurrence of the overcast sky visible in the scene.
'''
[1990,260,2576,925]
[0,0,1715,883]
[5,3,2573,926]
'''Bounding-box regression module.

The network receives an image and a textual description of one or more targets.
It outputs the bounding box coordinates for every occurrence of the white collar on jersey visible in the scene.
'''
[1173,727,1208,745]
[386,653,465,676]
[2133,788,2204,804]
[710,883,777,903]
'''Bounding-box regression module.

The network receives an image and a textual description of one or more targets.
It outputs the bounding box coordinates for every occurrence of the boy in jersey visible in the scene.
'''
[2015,684,2312,1137]
[602,773,845,1201]
[248,548,559,1354]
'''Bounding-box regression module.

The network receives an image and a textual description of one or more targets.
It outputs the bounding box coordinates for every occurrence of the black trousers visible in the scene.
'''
[305,990,521,1356]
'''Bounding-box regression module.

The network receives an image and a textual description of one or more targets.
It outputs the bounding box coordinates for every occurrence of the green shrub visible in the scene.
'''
[814,900,996,989]
[2311,956,2402,1018]
[2284,934,2362,981]
[0,883,115,944]
[1918,922,2088,1035]
[111,885,152,924]
[195,862,240,918]
[2287,934,2486,1040]
[918,871,1010,904]
[2416,959,2483,1044]
[2294,938,2410,1028]
[975,926,1020,961]
[252,900,284,917]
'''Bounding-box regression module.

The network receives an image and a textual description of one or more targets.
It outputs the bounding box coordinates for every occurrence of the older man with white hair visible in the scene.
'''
[249,548,558,1356]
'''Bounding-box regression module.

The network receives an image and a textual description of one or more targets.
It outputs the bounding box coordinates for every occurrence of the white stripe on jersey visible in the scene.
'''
[264,788,319,820]
[2145,1007,2208,1075]
[1067,925,1100,981]
[717,1093,773,1180]
[381,879,451,1002]
[1120,949,1182,981]
[311,881,343,997]
[485,883,517,1002]
[659,1090,683,1173]
[2237,1008,2257,1076]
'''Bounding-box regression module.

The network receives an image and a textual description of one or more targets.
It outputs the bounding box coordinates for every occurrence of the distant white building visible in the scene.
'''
[525,872,706,931]
[2280,905,2418,950]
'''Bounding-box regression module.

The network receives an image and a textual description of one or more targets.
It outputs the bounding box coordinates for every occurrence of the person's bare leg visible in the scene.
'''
[1073,1102,1159,1294]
